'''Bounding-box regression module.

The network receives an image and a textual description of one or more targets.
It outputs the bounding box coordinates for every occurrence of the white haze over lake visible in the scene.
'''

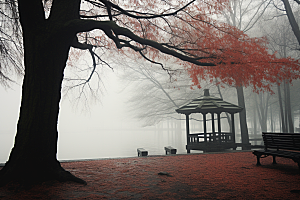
[0,72,187,163]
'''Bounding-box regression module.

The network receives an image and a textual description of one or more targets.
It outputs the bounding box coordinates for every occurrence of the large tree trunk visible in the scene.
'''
[0,0,85,185]
[0,26,84,185]
[236,86,250,149]
[282,0,300,46]
[277,83,286,132]
[253,107,257,138]
[255,92,269,132]
[216,84,231,131]
[285,81,294,133]
[270,105,274,132]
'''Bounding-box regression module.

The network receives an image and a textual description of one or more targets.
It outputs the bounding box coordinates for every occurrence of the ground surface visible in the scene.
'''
[0,151,300,199]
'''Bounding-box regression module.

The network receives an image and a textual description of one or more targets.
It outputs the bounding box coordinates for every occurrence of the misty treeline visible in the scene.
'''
[120,0,300,140]
[121,61,300,136]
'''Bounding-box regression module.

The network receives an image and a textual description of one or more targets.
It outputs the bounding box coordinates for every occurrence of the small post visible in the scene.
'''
[203,113,207,142]
[137,148,148,157]
[217,113,221,143]
[186,114,190,153]
[204,89,210,96]
[164,146,177,155]
[231,113,236,145]
[211,113,215,142]
[272,156,277,164]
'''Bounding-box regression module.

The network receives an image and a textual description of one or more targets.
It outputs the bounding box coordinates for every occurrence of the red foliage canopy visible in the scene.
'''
[71,0,300,92]
[186,29,300,92]
[164,1,300,92]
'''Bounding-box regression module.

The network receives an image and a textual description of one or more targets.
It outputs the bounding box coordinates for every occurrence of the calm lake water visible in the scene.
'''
[57,128,188,161]
[0,128,189,163]
[0,119,248,164]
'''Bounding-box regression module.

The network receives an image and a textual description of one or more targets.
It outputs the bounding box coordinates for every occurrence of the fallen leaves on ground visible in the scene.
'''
[0,152,299,199]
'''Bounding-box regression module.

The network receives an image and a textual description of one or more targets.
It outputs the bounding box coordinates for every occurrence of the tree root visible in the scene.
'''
[57,168,87,185]
[0,161,87,187]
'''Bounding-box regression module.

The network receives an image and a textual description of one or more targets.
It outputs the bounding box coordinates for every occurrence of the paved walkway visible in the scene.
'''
[0,151,300,199]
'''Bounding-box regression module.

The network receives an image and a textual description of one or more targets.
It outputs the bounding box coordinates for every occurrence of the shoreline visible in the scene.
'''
[0,149,253,167]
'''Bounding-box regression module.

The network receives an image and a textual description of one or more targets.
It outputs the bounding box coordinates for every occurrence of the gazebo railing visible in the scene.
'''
[188,132,234,144]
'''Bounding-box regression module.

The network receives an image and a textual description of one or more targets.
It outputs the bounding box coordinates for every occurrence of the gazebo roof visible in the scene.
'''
[176,89,243,115]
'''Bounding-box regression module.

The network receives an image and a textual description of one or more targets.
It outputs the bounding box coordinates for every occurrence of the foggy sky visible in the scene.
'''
[0,72,146,163]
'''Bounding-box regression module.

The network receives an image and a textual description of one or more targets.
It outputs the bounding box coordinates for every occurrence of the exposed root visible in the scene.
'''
[57,169,87,185]
[0,161,87,187]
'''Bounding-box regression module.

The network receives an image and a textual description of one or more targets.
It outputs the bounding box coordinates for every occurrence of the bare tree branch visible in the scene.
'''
[138,51,172,75]
[294,0,300,5]
[282,0,300,45]
[81,0,196,19]
[68,19,216,66]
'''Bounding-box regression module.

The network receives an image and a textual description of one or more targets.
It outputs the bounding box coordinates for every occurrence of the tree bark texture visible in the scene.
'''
[217,84,231,132]
[277,83,286,132]
[253,106,257,138]
[0,0,85,185]
[282,0,300,46]
[255,93,269,132]
[236,86,249,148]
[284,81,294,133]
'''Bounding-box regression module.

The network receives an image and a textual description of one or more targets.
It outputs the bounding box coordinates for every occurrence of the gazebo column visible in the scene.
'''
[217,113,221,144]
[231,113,236,145]
[203,113,207,142]
[186,114,190,153]
[211,113,215,142]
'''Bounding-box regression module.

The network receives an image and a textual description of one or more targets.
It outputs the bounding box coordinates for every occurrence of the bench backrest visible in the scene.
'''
[262,132,300,151]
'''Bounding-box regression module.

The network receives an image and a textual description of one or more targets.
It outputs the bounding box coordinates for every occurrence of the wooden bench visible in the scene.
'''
[253,132,300,169]
[137,148,148,157]
[164,146,177,155]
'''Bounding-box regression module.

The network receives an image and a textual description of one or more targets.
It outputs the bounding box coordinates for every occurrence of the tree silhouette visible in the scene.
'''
[0,0,300,185]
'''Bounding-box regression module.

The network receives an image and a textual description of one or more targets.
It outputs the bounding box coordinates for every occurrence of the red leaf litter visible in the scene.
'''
[0,152,300,199]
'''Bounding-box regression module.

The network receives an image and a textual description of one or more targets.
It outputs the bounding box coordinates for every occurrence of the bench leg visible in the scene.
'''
[256,155,261,166]
[272,156,277,164]
[292,159,300,170]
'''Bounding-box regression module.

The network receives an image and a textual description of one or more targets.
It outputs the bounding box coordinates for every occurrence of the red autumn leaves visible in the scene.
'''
[1,152,299,199]
[72,0,300,92]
